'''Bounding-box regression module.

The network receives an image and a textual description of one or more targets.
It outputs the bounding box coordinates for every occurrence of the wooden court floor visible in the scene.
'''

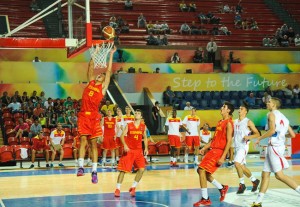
[1,156,300,207]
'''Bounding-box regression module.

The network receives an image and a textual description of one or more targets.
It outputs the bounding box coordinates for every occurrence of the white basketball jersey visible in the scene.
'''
[182,115,200,136]
[234,117,251,148]
[267,110,289,146]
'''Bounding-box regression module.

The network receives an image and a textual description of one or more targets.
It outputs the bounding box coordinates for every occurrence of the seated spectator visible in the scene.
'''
[184,102,193,110]
[161,21,171,34]
[241,19,249,30]
[281,35,289,47]
[179,22,191,35]
[137,13,147,28]
[286,27,295,44]
[124,0,133,10]
[153,21,162,34]
[21,91,29,105]
[39,113,47,128]
[275,28,283,44]
[262,92,271,107]
[163,86,176,106]
[49,123,65,167]
[32,56,42,62]
[157,35,162,46]
[295,34,300,46]
[29,119,42,138]
[117,67,126,73]
[282,84,294,98]
[219,24,230,35]
[64,96,73,108]
[29,132,50,169]
[116,16,125,28]
[8,118,29,138]
[269,35,278,47]
[244,92,256,107]
[190,21,199,35]
[193,47,204,63]
[121,21,130,33]
[234,13,242,29]
[68,111,78,129]
[293,84,300,98]
[146,21,154,34]
[101,100,115,116]
[189,2,197,12]
[265,86,273,96]
[57,113,71,128]
[223,4,231,13]
[155,67,160,73]
[199,23,208,35]
[30,0,41,12]
[109,19,118,30]
[66,105,75,117]
[160,34,168,46]
[33,103,44,117]
[11,91,22,103]
[249,18,259,30]
[7,98,21,113]
[48,113,58,129]
[211,26,219,35]
[236,1,243,13]
[206,11,220,24]
[146,32,159,45]
[262,35,271,47]
[170,52,181,63]
[198,13,208,24]
[114,34,121,46]
[179,0,188,12]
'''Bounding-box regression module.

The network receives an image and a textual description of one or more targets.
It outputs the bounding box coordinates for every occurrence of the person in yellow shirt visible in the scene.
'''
[101,100,115,116]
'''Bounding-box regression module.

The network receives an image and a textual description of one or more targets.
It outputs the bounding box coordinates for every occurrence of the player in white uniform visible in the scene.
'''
[182,108,200,164]
[199,123,212,161]
[233,102,260,194]
[165,109,189,167]
[251,98,299,207]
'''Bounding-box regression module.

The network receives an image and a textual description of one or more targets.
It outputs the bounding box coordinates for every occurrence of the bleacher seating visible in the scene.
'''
[0,0,287,47]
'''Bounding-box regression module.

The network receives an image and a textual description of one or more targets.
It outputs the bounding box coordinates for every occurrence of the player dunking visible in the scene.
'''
[251,98,300,207]
[233,102,260,194]
[193,102,234,206]
[114,109,148,197]
[76,47,116,183]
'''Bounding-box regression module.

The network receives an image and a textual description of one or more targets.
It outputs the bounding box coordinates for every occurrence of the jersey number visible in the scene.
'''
[134,135,139,140]
[88,91,94,97]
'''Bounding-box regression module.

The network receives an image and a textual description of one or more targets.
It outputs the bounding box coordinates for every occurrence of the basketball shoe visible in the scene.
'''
[219,185,229,201]
[251,202,262,207]
[91,171,98,184]
[193,197,212,206]
[129,187,136,197]
[114,189,120,197]
[77,167,84,176]
[251,179,260,192]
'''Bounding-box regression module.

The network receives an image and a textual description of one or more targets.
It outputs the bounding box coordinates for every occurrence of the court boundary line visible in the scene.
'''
[68,199,168,207]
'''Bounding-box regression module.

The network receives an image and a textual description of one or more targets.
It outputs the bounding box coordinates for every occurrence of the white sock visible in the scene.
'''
[240,177,245,184]
[211,179,223,189]
[194,156,198,161]
[78,158,84,168]
[295,186,300,193]
[255,192,265,203]
[173,157,177,163]
[87,158,91,162]
[116,183,121,190]
[31,162,34,165]
[201,188,208,199]
[250,175,257,182]
[132,181,138,188]
[75,159,78,163]
[185,153,188,158]
[170,156,173,162]
[102,158,106,164]
[111,158,115,164]
[116,157,120,161]
[92,163,97,172]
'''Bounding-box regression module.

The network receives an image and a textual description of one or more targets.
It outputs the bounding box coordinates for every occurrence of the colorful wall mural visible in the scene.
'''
[117,73,300,92]
[230,64,300,73]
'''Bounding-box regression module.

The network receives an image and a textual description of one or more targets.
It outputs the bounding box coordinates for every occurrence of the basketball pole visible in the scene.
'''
[85,0,92,47]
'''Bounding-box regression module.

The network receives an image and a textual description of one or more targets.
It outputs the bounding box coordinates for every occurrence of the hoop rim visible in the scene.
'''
[91,39,114,45]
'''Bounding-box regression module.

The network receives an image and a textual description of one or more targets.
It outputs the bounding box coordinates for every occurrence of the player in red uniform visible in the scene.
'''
[114,109,148,197]
[193,101,234,206]
[29,131,50,168]
[101,109,117,168]
[76,47,116,184]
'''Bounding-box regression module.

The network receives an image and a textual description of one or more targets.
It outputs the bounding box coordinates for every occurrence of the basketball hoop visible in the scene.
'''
[89,40,114,69]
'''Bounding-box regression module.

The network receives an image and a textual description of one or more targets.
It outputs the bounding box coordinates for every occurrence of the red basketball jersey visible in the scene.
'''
[125,122,146,150]
[103,116,116,137]
[210,118,234,150]
[81,80,103,112]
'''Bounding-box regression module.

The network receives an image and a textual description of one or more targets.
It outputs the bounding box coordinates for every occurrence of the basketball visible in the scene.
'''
[102,26,115,40]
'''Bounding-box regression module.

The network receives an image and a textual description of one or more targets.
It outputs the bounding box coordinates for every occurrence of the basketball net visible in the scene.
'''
[89,41,114,69]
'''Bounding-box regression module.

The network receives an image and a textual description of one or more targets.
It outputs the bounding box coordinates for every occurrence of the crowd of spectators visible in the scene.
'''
[263,23,299,47]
